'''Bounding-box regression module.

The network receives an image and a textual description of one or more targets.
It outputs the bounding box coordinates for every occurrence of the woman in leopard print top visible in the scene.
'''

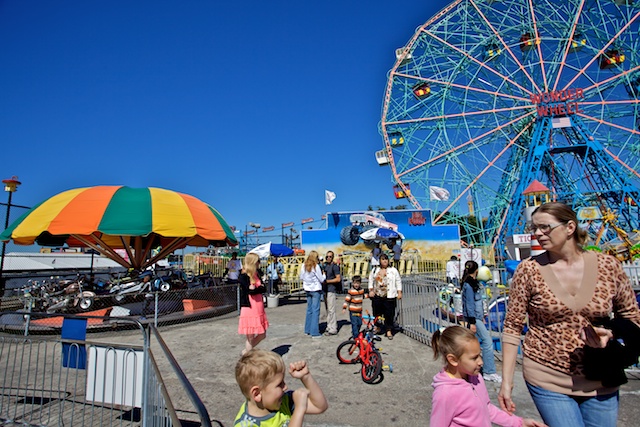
[498,202,640,427]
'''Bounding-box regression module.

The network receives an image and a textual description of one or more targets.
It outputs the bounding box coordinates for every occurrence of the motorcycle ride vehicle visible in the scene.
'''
[43,275,96,313]
[109,270,171,303]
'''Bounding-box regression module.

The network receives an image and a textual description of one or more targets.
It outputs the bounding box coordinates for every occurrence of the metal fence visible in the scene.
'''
[1,284,238,334]
[398,275,509,350]
[398,273,640,369]
[0,314,215,427]
[182,254,445,295]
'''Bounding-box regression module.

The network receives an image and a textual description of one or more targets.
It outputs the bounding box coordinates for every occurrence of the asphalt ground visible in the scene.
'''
[157,296,640,427]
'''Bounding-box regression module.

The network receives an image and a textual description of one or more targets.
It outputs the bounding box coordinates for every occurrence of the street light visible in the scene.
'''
[0,176,21,294]
[289,228,298,248]
[245,222,260,252]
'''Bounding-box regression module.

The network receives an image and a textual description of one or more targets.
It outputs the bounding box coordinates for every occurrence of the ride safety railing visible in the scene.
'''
[0,314,214,427]
[397,275,513,360]
[397,272,640,369]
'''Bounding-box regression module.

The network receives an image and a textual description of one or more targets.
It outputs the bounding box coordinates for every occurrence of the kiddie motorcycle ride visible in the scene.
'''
[108,269,171,303]
[37,275,96,314]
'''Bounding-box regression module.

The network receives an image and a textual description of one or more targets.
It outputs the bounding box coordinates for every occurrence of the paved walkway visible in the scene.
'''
[158,297,640,427]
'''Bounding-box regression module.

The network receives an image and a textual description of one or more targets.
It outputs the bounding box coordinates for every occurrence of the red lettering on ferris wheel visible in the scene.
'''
[530,88,584,117]
[530,88,584,104]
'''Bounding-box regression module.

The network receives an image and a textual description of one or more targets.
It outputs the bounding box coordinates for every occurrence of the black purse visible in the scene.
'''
[583,317,640,387]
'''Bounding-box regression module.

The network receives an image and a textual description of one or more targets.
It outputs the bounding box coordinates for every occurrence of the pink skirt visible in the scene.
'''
[238,293,269,335]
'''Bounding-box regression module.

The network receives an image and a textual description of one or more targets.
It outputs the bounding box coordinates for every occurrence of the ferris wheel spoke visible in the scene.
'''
[491,204,511,252]
[422,29,534,97]
[602,147,640,181]
[562,9,640,91]
[551,0,587,91]
[468,0,541,93]
[575,112,640,137]
[392,73,530,103]
[580,99,640,107]
[572,112,640,179]
[526,0,549,91]
[581,63,640,94]
[385,105,532,127]
[432,122,533,223]
[397,111,535,179]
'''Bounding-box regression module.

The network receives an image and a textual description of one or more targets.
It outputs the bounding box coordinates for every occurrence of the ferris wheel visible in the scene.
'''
[379,0,640,257]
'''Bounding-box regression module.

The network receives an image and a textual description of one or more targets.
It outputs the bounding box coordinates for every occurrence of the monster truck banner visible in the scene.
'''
[300,210,460,261]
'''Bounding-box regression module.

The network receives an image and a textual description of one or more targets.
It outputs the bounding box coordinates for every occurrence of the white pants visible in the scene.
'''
[326,291,337,334]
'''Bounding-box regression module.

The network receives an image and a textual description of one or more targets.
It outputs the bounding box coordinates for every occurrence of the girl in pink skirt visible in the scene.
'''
[238,252,269,355]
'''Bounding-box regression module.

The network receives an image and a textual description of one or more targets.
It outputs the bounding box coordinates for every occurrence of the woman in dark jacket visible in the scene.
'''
[461,260,501,382]
[238,253,268,355]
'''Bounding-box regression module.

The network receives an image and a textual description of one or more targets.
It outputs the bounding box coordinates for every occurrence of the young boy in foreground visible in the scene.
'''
[234,349,328,427]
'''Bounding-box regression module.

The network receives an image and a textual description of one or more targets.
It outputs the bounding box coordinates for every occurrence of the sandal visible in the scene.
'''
[386,333,393,340]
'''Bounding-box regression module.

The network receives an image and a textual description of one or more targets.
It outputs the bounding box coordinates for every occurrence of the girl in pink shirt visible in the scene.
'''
[430,326,546,427]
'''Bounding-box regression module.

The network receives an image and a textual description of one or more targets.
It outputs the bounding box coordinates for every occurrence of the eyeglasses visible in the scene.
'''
[526,222,566,234]
[326,255,333,259]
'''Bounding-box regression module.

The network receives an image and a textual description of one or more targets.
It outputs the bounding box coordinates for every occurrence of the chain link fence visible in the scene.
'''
[2,284,238,337]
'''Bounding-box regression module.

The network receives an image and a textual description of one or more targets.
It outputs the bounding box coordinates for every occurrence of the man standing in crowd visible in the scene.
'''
[266,256,284,294]
[322,251,341,336]
[370,242,381,271]
[391,239,402,267]
[225,252,243,284]
[446,255,461,288]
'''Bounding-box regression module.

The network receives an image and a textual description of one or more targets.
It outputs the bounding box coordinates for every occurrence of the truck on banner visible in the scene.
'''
[300,210,460,261]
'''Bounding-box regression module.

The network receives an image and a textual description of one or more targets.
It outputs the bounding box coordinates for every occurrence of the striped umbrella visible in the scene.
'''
[0,186,237,270]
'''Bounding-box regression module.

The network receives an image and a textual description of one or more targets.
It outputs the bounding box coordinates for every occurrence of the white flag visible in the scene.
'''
[325,190,336,205]
[429,186,450,201]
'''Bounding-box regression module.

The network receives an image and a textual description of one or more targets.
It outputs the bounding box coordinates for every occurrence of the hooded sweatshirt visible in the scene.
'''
[430,369,522,427]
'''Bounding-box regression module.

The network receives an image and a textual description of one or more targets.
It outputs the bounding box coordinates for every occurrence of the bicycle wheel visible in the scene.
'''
[336,340,360,364]
[361,349,383,384]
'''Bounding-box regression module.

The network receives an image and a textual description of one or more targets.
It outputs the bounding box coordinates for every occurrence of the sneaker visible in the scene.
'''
[323,331,337,336]
[311,335,322,339]
[483,373,502,383]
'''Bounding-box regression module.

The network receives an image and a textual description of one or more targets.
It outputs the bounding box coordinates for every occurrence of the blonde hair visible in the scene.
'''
[244,253,260,285]
[431,325,477,362]
[304,250,320,272]
[235,349,285,398]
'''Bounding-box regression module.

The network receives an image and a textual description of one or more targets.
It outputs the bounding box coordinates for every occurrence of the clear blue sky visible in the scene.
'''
[0,0,450,249]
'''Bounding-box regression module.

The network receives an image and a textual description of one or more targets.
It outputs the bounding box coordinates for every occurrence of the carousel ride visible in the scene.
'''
[378,0,640,260]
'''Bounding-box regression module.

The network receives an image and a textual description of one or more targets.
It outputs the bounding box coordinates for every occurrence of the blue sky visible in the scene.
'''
[0,0,450,249]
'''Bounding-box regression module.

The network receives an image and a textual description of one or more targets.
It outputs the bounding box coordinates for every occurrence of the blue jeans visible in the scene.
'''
[349,313,362,339]
[305,291,322,337]
[526,382,618,427]
[474,321,497,375]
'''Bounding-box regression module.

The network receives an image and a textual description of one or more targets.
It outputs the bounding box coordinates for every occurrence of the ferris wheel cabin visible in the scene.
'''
[568,34,586,52]
[412,82,431,99]
[393,184,411,199]
[485,43,502,60]
[395,47,412,67]
[519,32,539,52]
[389,132,404,146]
[375,150,389,166]
[599,49,625,69]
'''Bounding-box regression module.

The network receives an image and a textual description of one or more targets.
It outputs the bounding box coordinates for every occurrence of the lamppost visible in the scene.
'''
[245,222,260,252]
[289,228,298,248]
[0,176,21,295]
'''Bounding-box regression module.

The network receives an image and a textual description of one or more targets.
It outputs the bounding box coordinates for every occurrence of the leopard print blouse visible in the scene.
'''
[502,251,640,376]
